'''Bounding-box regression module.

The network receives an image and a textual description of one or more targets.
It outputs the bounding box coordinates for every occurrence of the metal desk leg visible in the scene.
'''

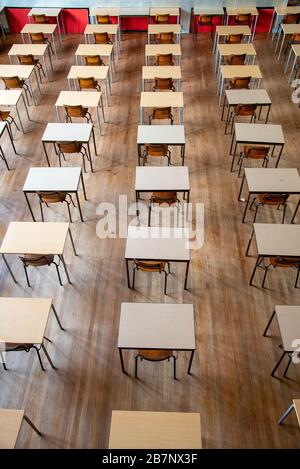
[24,192,36,221]
[68,228,77,256]
[56,106,61,122]
[28,78,36,106]
[278,403,295,425]
[291,199,300,224]
[59,255,71,284]
[238,173,245,201]
[33,69,41,94]
[252,15,258,40]
[118,348,127,373]
[246,228,255,256]
[91,127,98,155]
[42,142,51,166]
[6,124,17,154]
[75,192,84,222]
[41,343,56,369]
[249,255,263,286]
[80,171,87,200]
[15,104,25,133]
[87,142,94,172]
[105,78,109,106]
[96,106,102,134]
[242,193,251,223]
[184,260,190,290]
[51,303,65,330]
[187,349,195,374]
[265,105,271,123]
[263,309,276,337]
[57,16,62,44]
[126,259,131,288]
[2,254,17,283]
[100,95,105,122]
[51,33,58,60]
[271,350,287,377]
[181,144,185,166]
[276,145,284,167]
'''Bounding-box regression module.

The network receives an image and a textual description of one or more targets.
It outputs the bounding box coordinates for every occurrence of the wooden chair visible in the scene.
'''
[155,14,170,24]
[261,256,300,289]
[149,107,174,124]
[226,53,246,65]
[93,32,112,44]
[0,109,20,139]
[157,32,174,44]
[155,53,174,66]
[229,76,251,89]
[1,341,55,371]
[37,191,76,223]
[77,76,101,92]
[249,193,290,223]
[32,14,47,24]
[285,33,300,57]
[56,140,90,173]
[282,13,300,24]
[236,145,270,176]
[148,191,180,226]
[29,32,54,55]
[234,13,251,25]
[153,77,175,91]
[228,103,257,136]
[132,260,171,294]
[96,15,111,24]
[64,104,93,124]
[135,349,176,379]
[17,54,46,84]
[19,254,63,287]
[141,144,171,166]
[1,76,33,106]
[226,33,244,44]
[84,55,105,66]
[197,15,214,39]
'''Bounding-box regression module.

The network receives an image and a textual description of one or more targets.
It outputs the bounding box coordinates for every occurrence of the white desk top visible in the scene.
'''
[137,125,185,144]
[8,43,48,56]
[216,25,252,36]
[220,64,262,79]
[120,8,149,16]
[142,65,181,80]
[145,43,181,56]
[292,44,300,57]
[21,24,57,34]
[55,91,101,108]
[140,91,183,108]
[225,89,271,105]
[0,222,69,255]
[217,43,256,56]
[67,65,109,80]
[42,123,93,142]
[135,166,189,191]
[23,167,82,192]
[125,226,190,261]
[0,409,24,449]
[226,7,258,16]
[0,297,52,345]
[118,303,195,350]
[254,223,300,257]
[90,7,120,16]
[194,7,224,15]
[75,44,113,57]
[148,24,181,34]
[235,123,285,145]
[0,89,23,106]
[275,305,300,352]
[28,8,61,17]
[275,6,300,15]
[84,24,119,35]
[281,24,300,34]
[0,64,34,79]
[150,7,180,16]
[245,168,300,194]
[109,411,202,449]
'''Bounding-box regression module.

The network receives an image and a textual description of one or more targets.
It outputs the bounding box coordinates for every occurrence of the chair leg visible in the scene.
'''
[262,264,270,288]
[173,356,177,380]
[230,154,236,172]
[54,262,63,286]
[271,350,286,377]
[134,355,138,378]
[132,267,136,290]
[22,264,31,288]
[33,346,45,371]
[23,414,43,436]
[238,156,243,177]
[0,145,10,170]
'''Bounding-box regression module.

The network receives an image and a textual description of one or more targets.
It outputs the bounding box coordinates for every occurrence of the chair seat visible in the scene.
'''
[138,349,173,361]
[0,111,10,120]
[151,191,178,204]
[134,260,166,272]
[4,343,32,351]
[38,191,67,204]
[269,257,300,268]
[257,193,288,205]
[22,254,55,267]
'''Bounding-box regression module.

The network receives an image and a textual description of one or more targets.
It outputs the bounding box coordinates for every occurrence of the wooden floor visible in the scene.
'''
[0,31,300,449]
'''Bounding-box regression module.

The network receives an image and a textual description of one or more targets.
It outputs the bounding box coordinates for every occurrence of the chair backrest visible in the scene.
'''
[30,32,46,43]
[96,15,110,24]
[77,76,98,90]
[271,256,300,268]
[138,349,173,361]
[226,33,244,44]
[227,53,246,65]
[151,107,172,120]
[37,191,67,203]
[258,193,289,205]
[154,77,174,91]
[64,104,88,119]
[292,33,300,42]
[0,110,9,121]
[145,144,168,157]
[155,14,169,24]
[32,14,47,24]
[84,55,104,66]
[151,191,178,205]
[20,254,54,267]
[230,76,251,89]
[2,76,22,89]
[134,260,166,273]
[235,13,251,24]
[57,141,82,154]
[17,54,35,65]
[158,32,174,44]
[198,15,213,25]
[94,32,109,44]
[244,145,270,159]
[234,103,257,116]
[155,53,174,66]
[283,13,299,24]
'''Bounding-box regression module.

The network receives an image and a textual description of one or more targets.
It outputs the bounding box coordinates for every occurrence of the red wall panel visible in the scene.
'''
[62,9,88,34]
[121,17,148,31]
[6,8,30,33]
